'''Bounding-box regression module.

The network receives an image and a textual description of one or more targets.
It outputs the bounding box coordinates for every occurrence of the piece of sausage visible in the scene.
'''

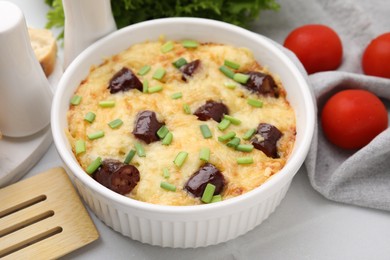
[193,100,229,122]
[93,159,140,195]
[108,67,142,93]
[244,71,279,97]
[110,165,140,195]
[180,59,201,81]
[251,123,282,158]
[132,110,164,144]
[184,163,225,197]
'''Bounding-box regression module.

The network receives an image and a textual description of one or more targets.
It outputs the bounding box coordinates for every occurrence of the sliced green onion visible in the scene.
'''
[84,112,96,123]
[148,85,163,93]
[233,73,250,84]
[86,157,102,174]
[157,125,169,139]
[171,92,183,99]
[237,156,253,165]
[227,137,240,148]
[172,57,188,68]
[182,39,199,48]
[219,65,235,79]
[199,147,210,162]
[160,181,176,192]
[108,118,123,129]
[224,82,237,89]
[183,103,191,114]
[87,130,104,140]
[218,131,236,142]
[142,80,149,93]
[201,183,216,203]
[162,132,173,145]
[247,98,263,108]
[161,41,174,53]
[217,118,231,131]
[152,68,166,80]
[75,139,86,155]
[162,168,170,179]
[173,151,188,168]
[223,114,241,125]
[137,65,151,76]
[224,60,240,70]
[200,124,212,139]
[70,95,82,105]
[99,100,115,108]
[135,142,146,157]
[211,194,222,203]
[242,128,256,140]
[124,149,136,164]
[236,144,254,152]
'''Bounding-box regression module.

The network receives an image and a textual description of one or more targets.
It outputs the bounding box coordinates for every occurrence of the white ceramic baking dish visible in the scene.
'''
[51,17,315,248]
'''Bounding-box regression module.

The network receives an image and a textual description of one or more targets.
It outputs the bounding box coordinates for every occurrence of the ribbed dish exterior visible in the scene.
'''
[74,178,291,248]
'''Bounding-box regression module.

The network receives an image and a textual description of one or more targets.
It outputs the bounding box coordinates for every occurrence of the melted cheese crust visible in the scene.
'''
[67,40,296,206]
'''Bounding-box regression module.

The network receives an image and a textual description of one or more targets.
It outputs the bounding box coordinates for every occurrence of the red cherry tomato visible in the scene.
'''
[283,24,343,74]
[321,89,388,149]
[362,32,390,79]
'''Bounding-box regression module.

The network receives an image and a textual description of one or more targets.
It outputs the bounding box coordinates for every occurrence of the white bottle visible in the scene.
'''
[0,1,53,138]
[63,0,117,69]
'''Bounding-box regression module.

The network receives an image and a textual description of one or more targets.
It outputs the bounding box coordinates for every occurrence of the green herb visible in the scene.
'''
[138,65,151,75]
[171,92,183,99]
[211,194,222,203]
[124,149,136,164]
[172,57,188,68]
[99,100,115,107]
[161,41,174,53]
[242,128,256,140]
[162,132,173,145]
[182,40,199,48]
[75,140,86,155]
[152,68,166,80]
[86,157,102,174]
[247,98,263,108]
[183,103,191,114]
[199,147,210,162]
[157,125,169,139]
[200,124,212,139]
[173,151,188,168]
[223,114,241,125]
[87,130,104,140]
[135,142,146,157]
[160,181,176,192]
[217,118,231,131]
[142,80,149,93]
[236,156,253,164]
[219,65,235,79]
[84,112,96,123]
[236,144,254,152]
[218,131,236,142]
[148,85,163,93]
[224,60,240,70]
[108,118,123,129]
[227,137,240,148]
[162,168,170,178]
[45,0,280,42]
[201,183,216,203]
[233,73,250,84]
[70,95,82,105]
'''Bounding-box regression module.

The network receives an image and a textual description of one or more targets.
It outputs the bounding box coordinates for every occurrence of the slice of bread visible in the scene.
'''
[28,28,57,77]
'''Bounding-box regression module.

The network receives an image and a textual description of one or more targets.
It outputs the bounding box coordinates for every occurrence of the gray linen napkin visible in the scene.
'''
[305,72,390,211]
